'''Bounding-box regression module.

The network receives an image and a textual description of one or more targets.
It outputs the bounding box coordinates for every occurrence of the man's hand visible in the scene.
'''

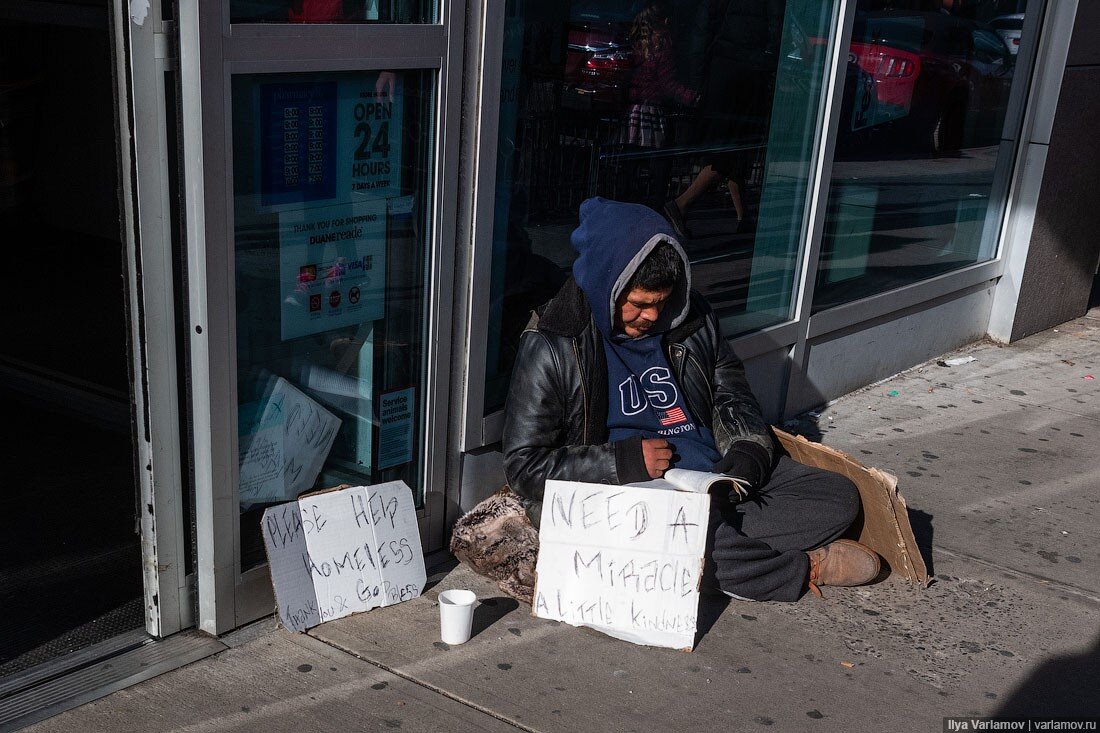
[642,438,673,478]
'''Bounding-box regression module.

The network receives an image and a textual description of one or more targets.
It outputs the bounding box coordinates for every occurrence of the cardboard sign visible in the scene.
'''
[533,480,710,651]
[773,429,929,586]
[262,481,426,632]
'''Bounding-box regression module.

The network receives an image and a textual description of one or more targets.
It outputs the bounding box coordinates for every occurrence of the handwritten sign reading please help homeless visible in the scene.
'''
[533,480,710,650]
[262,481,426,631]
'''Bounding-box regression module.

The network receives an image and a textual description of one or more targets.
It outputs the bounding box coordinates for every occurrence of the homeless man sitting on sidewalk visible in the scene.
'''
[495,197,881,602]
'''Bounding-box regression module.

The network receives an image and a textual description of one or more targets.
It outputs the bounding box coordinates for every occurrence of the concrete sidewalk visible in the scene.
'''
[27,309,1100,732]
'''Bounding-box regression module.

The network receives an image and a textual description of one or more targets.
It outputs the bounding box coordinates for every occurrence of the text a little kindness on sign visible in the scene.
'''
[534,480,710,650]
[262,481,426,632]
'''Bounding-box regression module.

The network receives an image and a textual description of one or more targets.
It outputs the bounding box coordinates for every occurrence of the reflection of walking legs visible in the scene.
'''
[665,165,717,238]
[664,166,748,239]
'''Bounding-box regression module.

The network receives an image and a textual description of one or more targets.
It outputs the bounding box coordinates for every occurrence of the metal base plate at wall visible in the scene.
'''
[0,629,226,732]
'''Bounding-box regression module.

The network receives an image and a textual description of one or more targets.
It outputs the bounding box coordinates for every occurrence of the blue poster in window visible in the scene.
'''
[260,82,338,206]
[377,387,414,470]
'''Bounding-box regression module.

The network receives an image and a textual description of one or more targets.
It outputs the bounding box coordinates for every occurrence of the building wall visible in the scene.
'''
[1010,2,1100,341]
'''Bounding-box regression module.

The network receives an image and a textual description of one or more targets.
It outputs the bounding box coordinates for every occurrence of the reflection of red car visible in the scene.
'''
[564,23,633,108]
[848,41,920,120]
[846,11,1015,152]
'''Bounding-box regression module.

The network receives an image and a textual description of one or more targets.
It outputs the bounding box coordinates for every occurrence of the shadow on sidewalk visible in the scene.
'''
[996,632,1100,716]
[906,508,936,579]
[471,597,520,639]
[695,593,732,647]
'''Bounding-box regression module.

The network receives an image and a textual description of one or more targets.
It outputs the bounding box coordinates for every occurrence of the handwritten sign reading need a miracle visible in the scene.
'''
[533,480,710,650]
[262,481,426,631]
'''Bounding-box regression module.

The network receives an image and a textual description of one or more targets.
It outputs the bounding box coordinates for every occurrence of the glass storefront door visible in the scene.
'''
[231,69,437,572]
[179,2,462,633]
[0,10,145,670]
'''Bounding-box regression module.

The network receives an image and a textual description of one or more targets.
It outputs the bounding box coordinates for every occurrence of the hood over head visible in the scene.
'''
[569,197,691,339]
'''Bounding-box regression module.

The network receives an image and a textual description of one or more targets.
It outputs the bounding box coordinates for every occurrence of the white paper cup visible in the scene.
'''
[438,589,477,645]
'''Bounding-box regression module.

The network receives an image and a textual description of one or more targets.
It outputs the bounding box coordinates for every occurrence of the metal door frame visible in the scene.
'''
[178,2,465,634]
[111,0,191,637]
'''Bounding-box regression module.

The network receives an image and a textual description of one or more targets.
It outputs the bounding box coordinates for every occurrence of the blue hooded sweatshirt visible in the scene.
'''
[570,197,721,472]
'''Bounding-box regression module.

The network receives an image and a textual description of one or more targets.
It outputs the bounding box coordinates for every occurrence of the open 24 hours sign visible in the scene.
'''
[259,73,404,208]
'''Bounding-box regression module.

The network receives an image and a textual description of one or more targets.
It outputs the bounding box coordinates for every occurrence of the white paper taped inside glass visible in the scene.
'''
[238,376,341,510]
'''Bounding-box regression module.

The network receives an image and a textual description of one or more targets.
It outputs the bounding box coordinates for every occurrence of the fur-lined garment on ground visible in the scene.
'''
[449,488,538,605]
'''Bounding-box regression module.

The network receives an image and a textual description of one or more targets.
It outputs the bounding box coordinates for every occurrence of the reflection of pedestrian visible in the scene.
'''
[617,3,697,149]
[664,0,785,237]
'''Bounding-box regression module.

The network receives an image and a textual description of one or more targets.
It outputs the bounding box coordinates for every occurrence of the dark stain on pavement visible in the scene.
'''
[297,664,312,673]
[433,642,450,651]
[1037,551,1060,563]
[1010,390,1027,396]
[371,681,388,690]
[497,663,513,670]
[807,710,825,719]
[508,627,522,637]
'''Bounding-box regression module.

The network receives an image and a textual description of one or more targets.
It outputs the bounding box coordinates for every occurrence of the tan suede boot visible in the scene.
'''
[806,539,882,598]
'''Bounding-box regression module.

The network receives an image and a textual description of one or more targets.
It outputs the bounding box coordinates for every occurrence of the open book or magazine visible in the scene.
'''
[628,469,751,499]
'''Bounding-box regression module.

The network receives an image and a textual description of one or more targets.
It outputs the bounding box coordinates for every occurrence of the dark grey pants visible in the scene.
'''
[706,456,861,602]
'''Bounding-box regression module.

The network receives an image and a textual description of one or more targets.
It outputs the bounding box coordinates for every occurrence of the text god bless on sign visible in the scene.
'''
[262,481,426,631]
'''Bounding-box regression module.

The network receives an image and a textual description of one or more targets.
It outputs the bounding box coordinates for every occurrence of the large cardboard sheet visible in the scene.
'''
[262,481,426,632]
[533,481,710,651]
[774,428,929,586]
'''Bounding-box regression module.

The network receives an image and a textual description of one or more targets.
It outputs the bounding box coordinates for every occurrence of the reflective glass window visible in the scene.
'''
[231,70,435,569]
[483,0,843,413]
[231,0,434,24]
[813,0,1031,312]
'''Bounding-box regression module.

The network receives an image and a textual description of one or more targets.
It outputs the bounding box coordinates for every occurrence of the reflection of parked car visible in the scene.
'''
[846,11,1014,153]
[563,1,637,109]
[563,24,633,109]
[990,14,1025,55]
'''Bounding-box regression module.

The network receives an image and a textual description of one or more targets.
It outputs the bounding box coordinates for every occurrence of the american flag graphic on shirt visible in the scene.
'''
[658,406,687,426]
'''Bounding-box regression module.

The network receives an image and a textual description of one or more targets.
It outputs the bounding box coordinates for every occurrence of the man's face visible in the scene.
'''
[615,286,673,338]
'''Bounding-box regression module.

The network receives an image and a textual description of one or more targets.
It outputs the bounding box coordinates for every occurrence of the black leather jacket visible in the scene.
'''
[503,278,775,527]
